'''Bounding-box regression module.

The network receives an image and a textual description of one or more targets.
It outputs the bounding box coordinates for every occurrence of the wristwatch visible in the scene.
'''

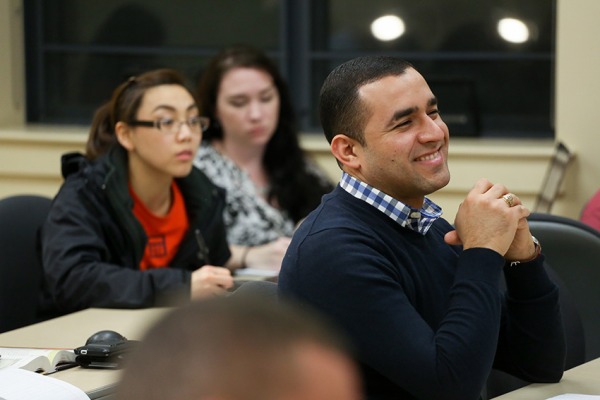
[509,236,542,267]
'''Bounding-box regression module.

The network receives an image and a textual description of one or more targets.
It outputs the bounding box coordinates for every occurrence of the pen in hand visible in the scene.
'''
[195,229,211,265]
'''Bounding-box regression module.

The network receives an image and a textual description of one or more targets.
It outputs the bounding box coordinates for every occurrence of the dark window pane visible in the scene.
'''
[25,0,280,123]
[419,59,553,138]
[308,0,555,138]
[320,0,553,53]
[42,0,280,49]
[39,53,216,124]
[24,0,555,139]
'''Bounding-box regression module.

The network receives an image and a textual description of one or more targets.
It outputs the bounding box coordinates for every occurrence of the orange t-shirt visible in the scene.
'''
[129,181,189,271]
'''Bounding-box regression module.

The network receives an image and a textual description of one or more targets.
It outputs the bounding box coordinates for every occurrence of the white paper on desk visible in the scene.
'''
[234,268,278,278]
[0,368,88,400]
[546,395,600,399]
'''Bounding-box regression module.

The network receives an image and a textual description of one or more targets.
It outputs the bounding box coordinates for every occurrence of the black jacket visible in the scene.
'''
[40,145,230,315]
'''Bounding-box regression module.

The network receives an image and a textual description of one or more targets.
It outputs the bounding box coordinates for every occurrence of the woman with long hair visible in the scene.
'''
[194,45,334,272]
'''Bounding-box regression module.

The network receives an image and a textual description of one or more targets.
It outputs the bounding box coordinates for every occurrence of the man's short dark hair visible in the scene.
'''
[319,56,413,144]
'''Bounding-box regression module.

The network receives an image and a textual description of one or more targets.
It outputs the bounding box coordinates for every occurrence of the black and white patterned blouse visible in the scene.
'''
[193,144,295,246]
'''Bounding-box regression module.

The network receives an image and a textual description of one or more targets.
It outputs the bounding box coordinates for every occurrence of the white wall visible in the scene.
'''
[0,0,25,126]
[552,0,600,218]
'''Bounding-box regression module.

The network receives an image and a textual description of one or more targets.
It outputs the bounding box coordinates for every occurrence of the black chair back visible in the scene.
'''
[0,194,52,333]
[528,212,600,362]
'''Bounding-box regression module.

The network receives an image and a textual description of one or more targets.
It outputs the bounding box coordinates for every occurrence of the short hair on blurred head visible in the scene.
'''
[116,296,362,400]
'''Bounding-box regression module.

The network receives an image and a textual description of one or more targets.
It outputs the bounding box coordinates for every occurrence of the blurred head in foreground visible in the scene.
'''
[116,296,362,400]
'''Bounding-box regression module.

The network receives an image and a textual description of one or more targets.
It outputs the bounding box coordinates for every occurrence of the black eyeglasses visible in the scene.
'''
[128,116,210,135]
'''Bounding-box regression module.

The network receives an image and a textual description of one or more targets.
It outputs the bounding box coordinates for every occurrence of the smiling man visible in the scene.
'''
[278,56,565,400]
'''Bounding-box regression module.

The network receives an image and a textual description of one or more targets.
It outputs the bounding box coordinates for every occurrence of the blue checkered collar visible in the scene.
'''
[339,172,443,235]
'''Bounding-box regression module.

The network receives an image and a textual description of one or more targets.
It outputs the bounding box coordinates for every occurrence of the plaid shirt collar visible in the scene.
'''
[339,172,443,235]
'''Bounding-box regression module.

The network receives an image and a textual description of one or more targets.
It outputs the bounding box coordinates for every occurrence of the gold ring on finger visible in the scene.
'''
[502,193,515,207]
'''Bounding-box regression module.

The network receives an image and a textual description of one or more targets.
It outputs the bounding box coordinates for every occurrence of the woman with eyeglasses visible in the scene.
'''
[40,68,239,318]
[194,45,334,272]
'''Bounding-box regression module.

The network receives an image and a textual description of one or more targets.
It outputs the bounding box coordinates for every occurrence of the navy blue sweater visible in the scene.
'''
[279,186,565,400]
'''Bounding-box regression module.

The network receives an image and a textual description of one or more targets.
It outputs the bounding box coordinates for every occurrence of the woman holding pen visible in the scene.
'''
[40,68,239,318]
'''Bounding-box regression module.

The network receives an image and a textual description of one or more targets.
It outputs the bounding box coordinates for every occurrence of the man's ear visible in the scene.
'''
[331,134,362,170]
[115,121,134,151]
